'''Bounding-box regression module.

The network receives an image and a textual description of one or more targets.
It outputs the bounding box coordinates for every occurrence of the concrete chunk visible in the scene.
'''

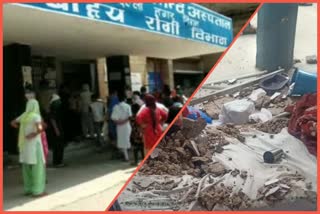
[279,184,290,189]
[265,186,280,197]
[264,179,279,186]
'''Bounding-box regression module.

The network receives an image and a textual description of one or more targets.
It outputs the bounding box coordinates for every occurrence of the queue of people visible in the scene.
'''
[10,83,187,197]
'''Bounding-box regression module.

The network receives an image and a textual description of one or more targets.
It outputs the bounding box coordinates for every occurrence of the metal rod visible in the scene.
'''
[273,112,291,118]
[201,85,226,90]
[203,70,268,86]
[190,68,286,105]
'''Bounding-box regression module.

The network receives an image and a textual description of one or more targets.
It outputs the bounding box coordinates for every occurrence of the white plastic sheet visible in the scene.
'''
[214,128,317,199]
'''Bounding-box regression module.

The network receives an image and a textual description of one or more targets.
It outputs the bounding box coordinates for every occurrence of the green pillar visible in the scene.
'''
[256,4,298,71]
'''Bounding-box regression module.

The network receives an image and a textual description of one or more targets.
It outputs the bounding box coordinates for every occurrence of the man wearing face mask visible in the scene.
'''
[25,89,36,101]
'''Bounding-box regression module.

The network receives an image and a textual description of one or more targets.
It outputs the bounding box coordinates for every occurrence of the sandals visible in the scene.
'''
[32,192,48,198]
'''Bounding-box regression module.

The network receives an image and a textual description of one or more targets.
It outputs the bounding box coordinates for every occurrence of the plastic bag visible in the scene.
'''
[248,88,267,101]
[249,108,273,123]
[220,99,255,124]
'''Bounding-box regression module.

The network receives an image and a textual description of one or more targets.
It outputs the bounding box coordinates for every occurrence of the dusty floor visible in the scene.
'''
[4,142,136,211]
[119,86,316,210]
[118,123,316,211]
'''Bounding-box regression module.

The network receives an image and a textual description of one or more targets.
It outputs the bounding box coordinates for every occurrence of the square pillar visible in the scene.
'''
[96,57,108,100]
[129,56,147,91]
[161,59,174,89]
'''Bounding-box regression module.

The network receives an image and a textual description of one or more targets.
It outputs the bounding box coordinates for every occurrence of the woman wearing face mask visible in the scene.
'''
[11,98,47,197]
[24,90,36,101]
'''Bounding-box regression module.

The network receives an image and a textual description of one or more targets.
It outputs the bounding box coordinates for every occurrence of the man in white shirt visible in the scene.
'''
[89,94,105,147]
[111,92,132,162]
[80,84,94,138]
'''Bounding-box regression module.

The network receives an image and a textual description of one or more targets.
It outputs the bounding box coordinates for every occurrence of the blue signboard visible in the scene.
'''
[14,3,233,48]
[148,72,163,93]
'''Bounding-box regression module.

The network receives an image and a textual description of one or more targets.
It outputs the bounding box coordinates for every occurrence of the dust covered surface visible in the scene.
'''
[216,124,246,142]
[120,121,316,211]
[254,118,289,134]
[119,85,316,211]
[139,124,230,178]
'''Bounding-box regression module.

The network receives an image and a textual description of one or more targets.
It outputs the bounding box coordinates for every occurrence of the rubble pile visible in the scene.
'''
[123,81,316,211]
[254,96,271,109]
[131,178,183,192]
[215,124,246,142]
[306,55,317,64]
[202,102,220,119]
[256,177,298,202]
[239,87,256,98]
[139,122,231,178]
[199,184,252,211]
[181,117,207,139]
[255,118,289,134]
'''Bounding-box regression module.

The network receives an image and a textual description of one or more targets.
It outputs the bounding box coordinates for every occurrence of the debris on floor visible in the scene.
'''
[140,123,230,178]
[249,88,267,102]
[119,71,317,211]
[220,99,255,125]
[202,102,220,119]
[120,126,316,211]
[198,184,252,210]
[216,124,245,143]
[182,117,207,139]
[249,108,273,123]
[254,118,289,134]
[306,55,317,64]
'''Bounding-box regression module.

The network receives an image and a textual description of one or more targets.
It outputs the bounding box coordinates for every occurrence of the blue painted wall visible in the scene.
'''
[15,3,233,48]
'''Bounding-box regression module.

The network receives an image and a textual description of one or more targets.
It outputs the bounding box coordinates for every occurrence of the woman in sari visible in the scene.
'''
[11,99,46,197]
[136,94,168,154]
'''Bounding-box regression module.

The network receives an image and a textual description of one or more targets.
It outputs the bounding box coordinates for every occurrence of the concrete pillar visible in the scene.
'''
[161,59,174,89]
[96,58,108,100]
[129,55,148,89]
[90,63,96,92]
[256,4,298,71]
[4,43,31,154]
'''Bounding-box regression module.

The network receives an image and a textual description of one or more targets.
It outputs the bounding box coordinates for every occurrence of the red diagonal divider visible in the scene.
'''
[105,3,264,211]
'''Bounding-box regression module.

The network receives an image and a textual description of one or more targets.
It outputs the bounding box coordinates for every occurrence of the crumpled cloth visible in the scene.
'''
[285,93,317,156]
